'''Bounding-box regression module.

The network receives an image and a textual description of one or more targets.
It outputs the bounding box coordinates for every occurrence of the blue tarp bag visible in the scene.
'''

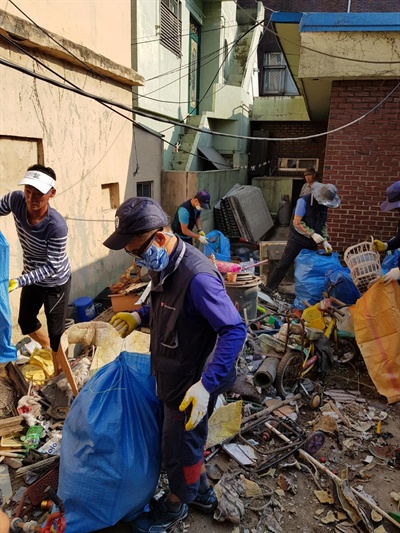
[0,232,17,362]
[58,352,162,532]
[382,250,400,274]
[203,230,231,262]
[294,250,343,310]
[324,267,360,305]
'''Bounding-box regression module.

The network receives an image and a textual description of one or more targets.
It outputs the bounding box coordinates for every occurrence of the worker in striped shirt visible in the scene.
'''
[0,164,71,374]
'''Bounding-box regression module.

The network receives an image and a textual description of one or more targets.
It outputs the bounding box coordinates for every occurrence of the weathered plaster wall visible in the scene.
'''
[299,32,400,79]
[0,41,141,343]
[0,0,132,67]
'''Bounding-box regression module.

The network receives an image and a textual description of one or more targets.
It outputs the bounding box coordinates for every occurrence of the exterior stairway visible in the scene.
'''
[170,114,203,171]
[226,25,253,87]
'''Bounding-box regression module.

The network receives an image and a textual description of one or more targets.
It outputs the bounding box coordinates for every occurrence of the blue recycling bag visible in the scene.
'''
[382,250,400,274]
[294,250,343,310]
[58,352,162,532]
[0,232,17,362]
[203,230,231,262]
[324,267,360,305]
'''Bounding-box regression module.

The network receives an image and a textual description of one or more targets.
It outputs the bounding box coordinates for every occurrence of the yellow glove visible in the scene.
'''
[323,240,333,253]
[8,279,19,293]
[373,240,388,253]
[110,311,141,338]
[198,231,206,237]
[199,235,208,245]
[179,379,210,431]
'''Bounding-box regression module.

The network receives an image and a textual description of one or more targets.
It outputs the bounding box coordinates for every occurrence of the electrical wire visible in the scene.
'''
[1,55,398,143]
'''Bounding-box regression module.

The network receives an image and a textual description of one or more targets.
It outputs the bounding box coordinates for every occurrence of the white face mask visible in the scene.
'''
[196,205,202,211]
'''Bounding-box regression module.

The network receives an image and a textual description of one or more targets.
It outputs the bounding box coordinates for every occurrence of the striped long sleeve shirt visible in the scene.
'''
[0,191,71,287]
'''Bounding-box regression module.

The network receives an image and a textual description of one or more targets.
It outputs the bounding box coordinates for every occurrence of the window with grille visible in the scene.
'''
[160,0,182,57]
[262,52,298,96]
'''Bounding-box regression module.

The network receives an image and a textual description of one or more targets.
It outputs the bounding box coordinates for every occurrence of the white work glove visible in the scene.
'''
[199,235,208,245]
[311,232,324,244]
[373,239,388,253]
[323,240,333,253]
[382,267,400,285]
[8,279,19,293]
[110,311,141,338]
[179,379,210,431]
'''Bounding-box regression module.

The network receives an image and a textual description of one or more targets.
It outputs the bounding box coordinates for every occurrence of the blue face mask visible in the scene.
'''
[135,241,170,271]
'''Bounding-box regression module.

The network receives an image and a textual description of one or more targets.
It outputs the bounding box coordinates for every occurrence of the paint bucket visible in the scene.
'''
[73,296,97,322]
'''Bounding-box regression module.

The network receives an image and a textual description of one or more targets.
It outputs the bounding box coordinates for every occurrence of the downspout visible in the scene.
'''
[347,0,351,12]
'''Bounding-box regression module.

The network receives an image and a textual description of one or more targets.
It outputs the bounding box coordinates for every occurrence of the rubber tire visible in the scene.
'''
[275,351,304,398]
[303,430,325,454]
[333,337,360,364]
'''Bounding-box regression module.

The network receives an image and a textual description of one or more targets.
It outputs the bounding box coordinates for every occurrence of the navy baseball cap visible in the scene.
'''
[380,181,400,212]
[103,197,169,250]
[195,190,211,210]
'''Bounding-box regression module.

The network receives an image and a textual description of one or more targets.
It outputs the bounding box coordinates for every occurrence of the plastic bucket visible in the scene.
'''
[73,296,97,322]
[225,276,260,320]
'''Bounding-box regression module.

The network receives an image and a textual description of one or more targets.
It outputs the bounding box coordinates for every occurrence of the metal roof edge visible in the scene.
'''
[299,12,400,32]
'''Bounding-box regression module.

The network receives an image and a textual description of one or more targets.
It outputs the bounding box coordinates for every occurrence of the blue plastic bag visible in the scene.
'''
[58,352,162,532]
[294,250,343,310]
[382,250,400,274]
[324,267,360,305]
[0,232,17,362]
[203,230,231,262]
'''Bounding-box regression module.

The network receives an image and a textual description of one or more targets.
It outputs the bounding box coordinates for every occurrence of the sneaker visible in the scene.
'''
[189,486,218,514]
[131,494,188,533]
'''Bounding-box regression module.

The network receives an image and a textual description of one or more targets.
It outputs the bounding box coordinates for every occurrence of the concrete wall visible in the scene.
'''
[323,80,400,254]
[161,168,247,229]
[0,5,148,343]
[0,0,132,67]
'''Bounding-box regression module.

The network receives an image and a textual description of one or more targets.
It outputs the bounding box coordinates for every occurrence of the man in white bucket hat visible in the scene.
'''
[265,181,341,294]
[373,180,400,285]
[0,164,71,374]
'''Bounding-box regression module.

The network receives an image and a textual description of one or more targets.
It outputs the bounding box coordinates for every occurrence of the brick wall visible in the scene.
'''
[250,121,327,177]
[323,80,400,254]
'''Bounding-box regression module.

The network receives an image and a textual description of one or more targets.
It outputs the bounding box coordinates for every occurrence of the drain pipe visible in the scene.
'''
[347,0,351,12]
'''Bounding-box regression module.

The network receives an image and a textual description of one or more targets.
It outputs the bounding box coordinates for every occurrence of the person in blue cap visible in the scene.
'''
[103,197,246,533]
[374,180,400,285]
[171,190,211,245]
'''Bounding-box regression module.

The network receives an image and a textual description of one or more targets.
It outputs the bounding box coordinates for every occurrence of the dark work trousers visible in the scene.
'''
[266,238,316,292]
[162,363,236,503]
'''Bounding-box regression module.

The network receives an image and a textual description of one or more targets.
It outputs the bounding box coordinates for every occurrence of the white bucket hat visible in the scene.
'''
[312,182,341,208]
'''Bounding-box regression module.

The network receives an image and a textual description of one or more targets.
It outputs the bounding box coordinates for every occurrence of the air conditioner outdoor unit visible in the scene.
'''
[278,158,319,172]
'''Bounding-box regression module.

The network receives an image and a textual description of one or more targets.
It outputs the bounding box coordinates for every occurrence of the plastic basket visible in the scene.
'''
[344,239,381,293]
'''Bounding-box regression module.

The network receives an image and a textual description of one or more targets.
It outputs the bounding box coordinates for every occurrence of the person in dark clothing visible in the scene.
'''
[171,190,211,245]
[374,180,400,285]
[103,197,246,533]
[265,182,341,293]
[299,167,319,197]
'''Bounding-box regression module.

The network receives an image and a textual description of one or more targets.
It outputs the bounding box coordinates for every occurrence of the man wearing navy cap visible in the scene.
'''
[104,197,246,533]
[0,164,71,373]
[171,190,211,245]
[374,180,400,285]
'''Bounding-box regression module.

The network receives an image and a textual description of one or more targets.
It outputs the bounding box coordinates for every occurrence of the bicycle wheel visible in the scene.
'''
[333,337,360,364]
[275,351,304,398]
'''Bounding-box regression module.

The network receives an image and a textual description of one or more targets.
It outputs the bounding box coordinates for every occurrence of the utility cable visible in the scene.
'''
[2,56,398,143]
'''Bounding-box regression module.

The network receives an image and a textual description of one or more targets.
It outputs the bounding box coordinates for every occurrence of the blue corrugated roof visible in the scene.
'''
[271,11,400,32]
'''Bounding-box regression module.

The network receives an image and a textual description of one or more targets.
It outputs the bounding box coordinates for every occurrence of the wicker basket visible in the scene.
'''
[344,239,381,293]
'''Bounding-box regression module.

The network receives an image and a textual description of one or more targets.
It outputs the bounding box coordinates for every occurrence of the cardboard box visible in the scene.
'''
[109,293,141,313]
